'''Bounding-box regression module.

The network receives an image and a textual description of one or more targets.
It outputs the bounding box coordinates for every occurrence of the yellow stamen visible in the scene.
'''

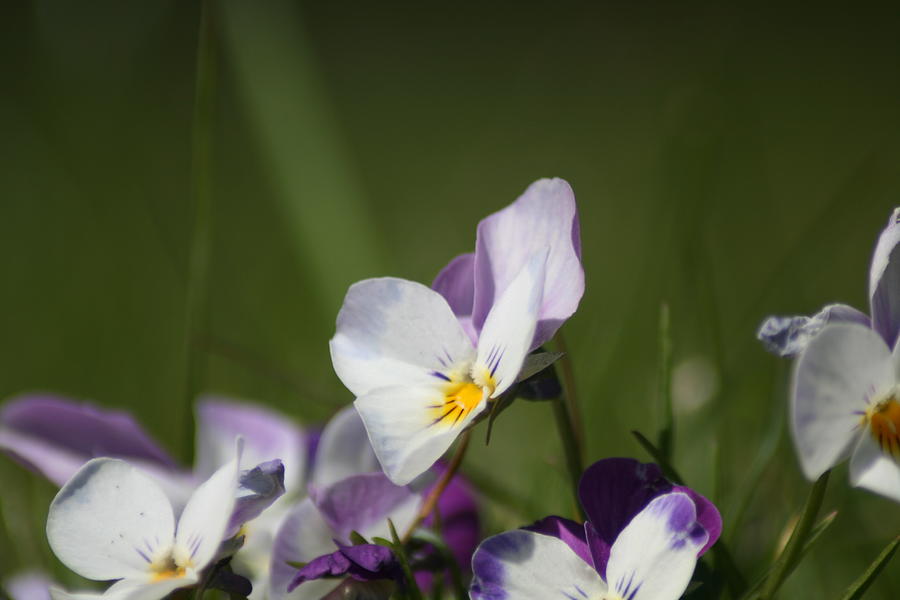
[430,381,484,428]
[865,397,900,459]
[149,552,192,582]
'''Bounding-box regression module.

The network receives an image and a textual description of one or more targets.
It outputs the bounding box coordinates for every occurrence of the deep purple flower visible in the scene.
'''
[471,458,721,600]
[758,208,900,356]
[288,544,400,591]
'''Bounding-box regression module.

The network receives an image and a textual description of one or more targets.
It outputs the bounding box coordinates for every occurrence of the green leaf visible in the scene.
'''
[349,530,369,546]
[739,510,838,600]
[386,519,423,600]
[516,351,564,383]
[409,528,465,598]
[372,536,394,548]
[758,471,830,600]
[838,535,900,600]
[285,560,307,569]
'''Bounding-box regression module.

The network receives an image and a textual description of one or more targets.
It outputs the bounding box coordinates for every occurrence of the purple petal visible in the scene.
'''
[4,572,52,600]
[671,485,721,557]
[227,459,286,537]
[525,516,591,567]
[0,395,176,485]
[472,178,584,349]
[757,304,870,357]
[309,472,418,539]
[869,208,900,347]
[433,253,476,318]
[288,544,398,591]
[195,397,306,493]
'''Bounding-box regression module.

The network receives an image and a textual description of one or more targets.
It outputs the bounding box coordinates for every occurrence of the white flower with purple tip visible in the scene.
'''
[758,207,900,356]
[470,458,720,600]
[330,178,583,485]
[46,445,241,600]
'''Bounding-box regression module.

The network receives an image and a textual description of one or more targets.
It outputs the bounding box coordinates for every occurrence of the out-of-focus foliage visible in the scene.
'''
[1,0,899,597]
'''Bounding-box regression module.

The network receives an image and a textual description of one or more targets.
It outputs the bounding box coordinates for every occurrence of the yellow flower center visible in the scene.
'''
[864,396,900,459]
[428,374,489,429]
[149,549,192,582]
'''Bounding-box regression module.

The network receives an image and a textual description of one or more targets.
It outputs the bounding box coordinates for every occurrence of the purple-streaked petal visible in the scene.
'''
[195,397,306,494]
[227,459,286,538]
[4,572,52,600]
[310,406,379,490]
[0,395,176,485]
[670,485,721,557]
[869,208,900,347]
[46,458,175,581]
[288,544,399,591]
[433,253,476,319]
[309,472,421,541]
[470,530,606,600]
[525,516,590,567]
[472,178,584,349]
[605,493,707,600]
[757,304,871,357]
[791,323,893,480]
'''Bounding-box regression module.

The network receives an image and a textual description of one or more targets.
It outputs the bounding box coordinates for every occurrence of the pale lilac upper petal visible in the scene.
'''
[757,304,871,357]
[870,208,900,347]
[472,178,584,348]
[4,572,52,600]
[0,395,175,485]
[309,472,420,540]
[310,406,379,490]
[791,323,893,480]
[432,253,476,318]
[195,397,306,494]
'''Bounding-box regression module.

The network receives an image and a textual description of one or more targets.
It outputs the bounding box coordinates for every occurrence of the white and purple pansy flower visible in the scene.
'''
[470,458,721,600]
[0,395,301,598]
[330,178,584,485]
[790,322,900,502]
[45,443,241,600]
[758,207,900,357]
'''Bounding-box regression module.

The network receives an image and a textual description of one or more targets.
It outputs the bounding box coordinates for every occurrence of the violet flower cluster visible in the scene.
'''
[6,178,897,600]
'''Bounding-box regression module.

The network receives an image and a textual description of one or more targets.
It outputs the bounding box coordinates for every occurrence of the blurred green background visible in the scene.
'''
[2,0,900,597]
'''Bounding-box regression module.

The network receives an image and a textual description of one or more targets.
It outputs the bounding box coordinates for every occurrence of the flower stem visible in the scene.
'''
[553,394,585,520]
[758,470,830,600]
[555,331,585,460]
[403,431,471,542]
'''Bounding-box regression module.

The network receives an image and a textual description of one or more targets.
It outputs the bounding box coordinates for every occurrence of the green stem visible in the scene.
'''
[553,395,585,520]
[758,470,830,600]
[181,0,217,461]
[555,331,585,461]
[656,303,674,459]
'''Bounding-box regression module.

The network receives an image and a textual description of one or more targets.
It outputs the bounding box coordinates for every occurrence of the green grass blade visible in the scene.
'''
[838,536,900,600]
[656,303,674,459]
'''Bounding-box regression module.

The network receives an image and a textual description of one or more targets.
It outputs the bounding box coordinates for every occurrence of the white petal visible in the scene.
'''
[470,530,606,600]
[330,278,476,397]
[475,251,547,397]
[174,441,241,570]
[269,498,340,600]
[355,384,486,485]
[606,493,707,600]
[49,589,103,600]
[849,433,900,503]
[46,458,175,581]
[99,575,199,600]
[791,324,893,479]
[310,406,380,489]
